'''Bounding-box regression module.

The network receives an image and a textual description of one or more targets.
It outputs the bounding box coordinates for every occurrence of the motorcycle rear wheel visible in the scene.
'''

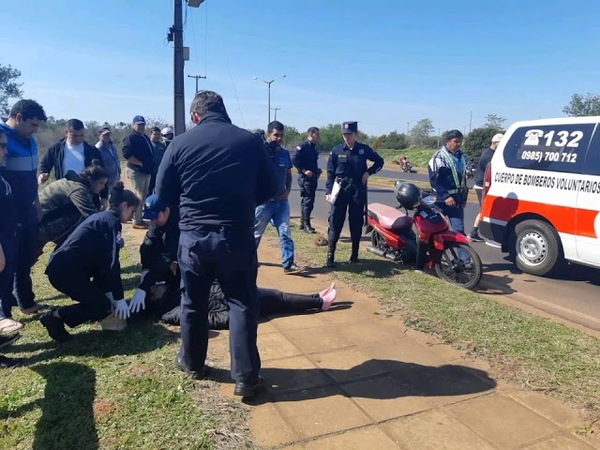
[434,242,482,289]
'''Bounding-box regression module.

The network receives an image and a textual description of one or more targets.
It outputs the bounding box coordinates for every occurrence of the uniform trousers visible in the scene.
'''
[327,188,366,247]
[299,175,318,221]
[178,226,260,383]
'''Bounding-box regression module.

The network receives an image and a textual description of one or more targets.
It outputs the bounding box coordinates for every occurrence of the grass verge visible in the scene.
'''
[290,225,600,418]
[375,146,436,169]
[0,236,253,450]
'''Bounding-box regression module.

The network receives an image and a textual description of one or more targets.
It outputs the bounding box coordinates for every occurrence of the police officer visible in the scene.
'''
[156,90,278,398]
[293,127,321,233]
[325,121,384,267]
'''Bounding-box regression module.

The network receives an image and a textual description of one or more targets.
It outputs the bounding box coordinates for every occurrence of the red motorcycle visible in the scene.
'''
[365,182,482,289]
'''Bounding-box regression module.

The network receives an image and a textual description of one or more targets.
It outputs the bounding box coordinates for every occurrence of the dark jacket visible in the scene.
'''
[122,132,155,174]
[46,210,125,300]
[293,140,321,175]
[150,141,167,173]
[326,142,384,194]
[38,171,99,247]
[0,174,17,241]
[156,112,279,230]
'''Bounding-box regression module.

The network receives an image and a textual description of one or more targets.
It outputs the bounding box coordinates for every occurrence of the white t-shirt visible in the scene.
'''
[63,141,85,176]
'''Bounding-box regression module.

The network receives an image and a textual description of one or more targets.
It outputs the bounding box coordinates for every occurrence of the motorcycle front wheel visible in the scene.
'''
[434,242,482,290]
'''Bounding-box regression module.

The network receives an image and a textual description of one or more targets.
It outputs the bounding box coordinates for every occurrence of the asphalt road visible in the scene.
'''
[290,157,600,332]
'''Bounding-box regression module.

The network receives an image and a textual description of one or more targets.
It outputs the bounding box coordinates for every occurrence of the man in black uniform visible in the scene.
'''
[156,90,278,398]
[292,127,321,233]
[325,121,384,268]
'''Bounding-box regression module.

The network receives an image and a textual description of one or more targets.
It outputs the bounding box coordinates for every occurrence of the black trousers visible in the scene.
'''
[178,226,259,383]
[258,288,322,315]
[327,188,366,246]
[46,261,112,328]
[299,175,318,220]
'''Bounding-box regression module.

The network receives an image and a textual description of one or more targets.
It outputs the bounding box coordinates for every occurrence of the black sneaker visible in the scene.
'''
[39,311,71,343]
[0,332,20,350]
[469,233,484,242]
[283,264,306,275]
[234,376,265,397]
[175,355,210,380]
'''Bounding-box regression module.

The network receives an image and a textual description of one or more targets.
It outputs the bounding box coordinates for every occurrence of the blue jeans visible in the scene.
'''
[439,203,465,235]
[254,199,295,269]
[178,226,260,383]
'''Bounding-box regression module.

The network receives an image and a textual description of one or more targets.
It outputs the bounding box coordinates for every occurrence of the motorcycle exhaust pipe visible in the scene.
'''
[366,246,386,257]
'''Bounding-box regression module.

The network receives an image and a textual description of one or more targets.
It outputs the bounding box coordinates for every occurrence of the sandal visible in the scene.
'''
[19,303,50,315]
[0,318,24,334]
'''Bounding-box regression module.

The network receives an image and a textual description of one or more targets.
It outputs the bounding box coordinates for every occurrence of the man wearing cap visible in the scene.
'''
[325,121,384,268]
[155,90,278,398]
[293,127,321,234]
[95,127,121,194]
[469,132,504,241]
[122,115,154,229]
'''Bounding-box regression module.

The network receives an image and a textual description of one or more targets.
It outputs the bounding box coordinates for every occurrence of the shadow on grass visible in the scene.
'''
[0,362,99,450]
[248,359,496,406]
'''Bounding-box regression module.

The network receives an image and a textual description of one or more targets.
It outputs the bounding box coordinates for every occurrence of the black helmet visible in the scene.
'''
[394,182,421,209]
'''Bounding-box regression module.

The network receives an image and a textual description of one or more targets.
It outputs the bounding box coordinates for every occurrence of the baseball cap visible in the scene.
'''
[491,133,504,143]
[98,127,111,135]
[342,121,358,134]
[132,115,146,125]
[143,194,168,220]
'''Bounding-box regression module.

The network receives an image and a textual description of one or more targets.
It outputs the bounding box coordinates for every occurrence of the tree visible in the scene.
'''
[484,114,506,129]
[0,64,23,115]
[409,118,435,147]
[463,126,503,159]
[563,93,600,116]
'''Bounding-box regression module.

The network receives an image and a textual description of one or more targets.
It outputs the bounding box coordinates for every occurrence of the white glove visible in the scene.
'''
[105,292,115,302]
[128,289,147,314]
[114,299,130,320]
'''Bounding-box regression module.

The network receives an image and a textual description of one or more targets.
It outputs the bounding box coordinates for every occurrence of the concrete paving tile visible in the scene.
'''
[317,305,369,325]
[248,403,300,448]
[506,390,586,428]
[336,319,407,345]
[523,434,597,450]
[382,410,496,450]
[270,312,328,331]
[258,332,302,361]
[273,385,372,439]
[257,319,280,334]
[279,445,305,450]
[303,425,401,449]
[361,337,445,367]
[423,342,467,361]
[283,326,356,355]
[447,394,559,448]
[311,347,389,383]
[261,355,332,394]
[340,376,432,422]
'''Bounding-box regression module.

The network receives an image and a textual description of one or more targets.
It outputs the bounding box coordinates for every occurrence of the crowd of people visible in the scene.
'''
[0,91,486,396]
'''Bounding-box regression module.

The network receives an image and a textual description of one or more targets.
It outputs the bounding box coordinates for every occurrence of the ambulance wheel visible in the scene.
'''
[512,220,562,276]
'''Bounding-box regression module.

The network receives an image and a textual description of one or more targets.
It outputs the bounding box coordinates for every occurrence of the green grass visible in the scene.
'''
[290,226,600,417]
[375,146,436,168]
[0,244,252,450]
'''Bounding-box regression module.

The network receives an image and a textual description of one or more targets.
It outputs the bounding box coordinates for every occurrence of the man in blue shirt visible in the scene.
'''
[254,121,306,275]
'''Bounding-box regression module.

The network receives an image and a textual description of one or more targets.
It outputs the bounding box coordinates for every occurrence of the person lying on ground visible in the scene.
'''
[38,182,140,342]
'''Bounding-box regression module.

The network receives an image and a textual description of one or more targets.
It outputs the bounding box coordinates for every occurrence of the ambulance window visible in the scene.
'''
[584,126,600,175]
[503,124,594,174]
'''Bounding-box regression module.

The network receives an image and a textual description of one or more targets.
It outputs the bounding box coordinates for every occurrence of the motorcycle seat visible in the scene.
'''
[368,203,413,231]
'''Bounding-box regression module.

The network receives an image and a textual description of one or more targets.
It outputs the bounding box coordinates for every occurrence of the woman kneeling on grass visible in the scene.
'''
[38,182,140,342]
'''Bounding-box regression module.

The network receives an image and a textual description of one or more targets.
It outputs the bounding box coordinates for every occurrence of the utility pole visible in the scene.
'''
[469,111,473,134]
[187,74,206,94]
[271,107,281,121]
[253,75,286,126]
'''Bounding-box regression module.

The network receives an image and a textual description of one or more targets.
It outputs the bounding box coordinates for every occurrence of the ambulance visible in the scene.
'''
[479,116,600,276]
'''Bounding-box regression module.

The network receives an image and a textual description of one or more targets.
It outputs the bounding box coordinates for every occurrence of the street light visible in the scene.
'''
[405,121,413,135]
[253,75,286,126]
[271,107,281,121]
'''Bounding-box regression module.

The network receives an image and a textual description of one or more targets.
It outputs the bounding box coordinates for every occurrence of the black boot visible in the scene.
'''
[349,242,360,264]
[326,245,336,268]
[304,218,316,234]
[300,215,306,230]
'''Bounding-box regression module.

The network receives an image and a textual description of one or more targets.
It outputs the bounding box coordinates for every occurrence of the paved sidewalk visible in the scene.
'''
[209,235,597,450]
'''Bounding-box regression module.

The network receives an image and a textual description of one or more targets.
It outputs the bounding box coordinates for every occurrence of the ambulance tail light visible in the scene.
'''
[483,163,492,197]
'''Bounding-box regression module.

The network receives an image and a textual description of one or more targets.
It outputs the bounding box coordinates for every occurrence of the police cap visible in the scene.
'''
[342,121,358,134]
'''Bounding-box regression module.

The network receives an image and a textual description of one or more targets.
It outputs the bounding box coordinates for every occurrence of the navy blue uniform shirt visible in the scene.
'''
[474,147,494,187]
[292,140,320,174]
[325,142,384,194]
[156,113,279,230]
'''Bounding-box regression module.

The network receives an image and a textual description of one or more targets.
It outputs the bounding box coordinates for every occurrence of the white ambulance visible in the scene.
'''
[479,116,600,276]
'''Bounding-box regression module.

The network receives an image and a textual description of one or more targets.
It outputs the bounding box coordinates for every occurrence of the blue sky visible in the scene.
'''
[3,0,599,135]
